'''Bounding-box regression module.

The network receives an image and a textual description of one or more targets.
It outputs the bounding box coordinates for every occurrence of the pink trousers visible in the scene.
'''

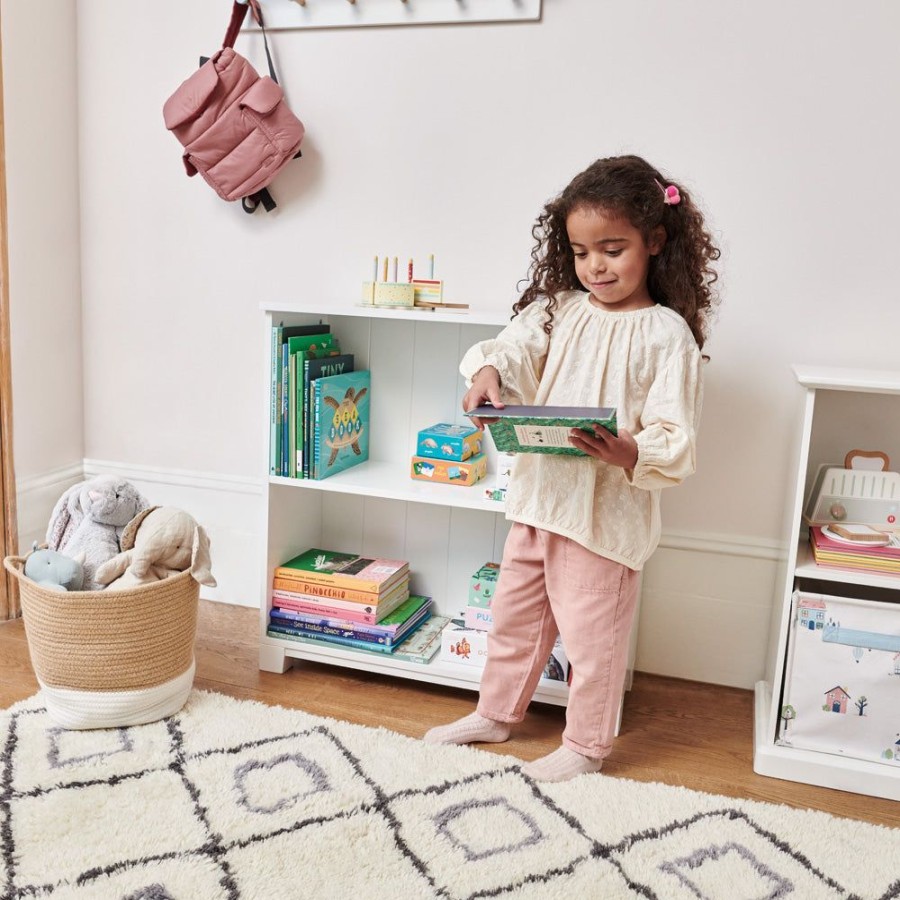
[476,523,640,759]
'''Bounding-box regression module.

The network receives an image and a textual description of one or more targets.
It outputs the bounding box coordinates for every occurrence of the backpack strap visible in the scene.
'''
[224,0,279,83]
[242,188,277,215]
[224,0,291,215]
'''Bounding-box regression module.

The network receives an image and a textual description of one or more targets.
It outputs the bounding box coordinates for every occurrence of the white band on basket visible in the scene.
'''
[38,660,196,730]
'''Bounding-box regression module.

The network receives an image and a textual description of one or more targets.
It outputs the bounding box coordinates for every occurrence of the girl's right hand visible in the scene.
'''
[463,366,504,429]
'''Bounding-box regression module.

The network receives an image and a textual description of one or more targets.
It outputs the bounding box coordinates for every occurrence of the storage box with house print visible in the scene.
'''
[778,590,900,767]
[440,624,569,682]
[415,423,483,461]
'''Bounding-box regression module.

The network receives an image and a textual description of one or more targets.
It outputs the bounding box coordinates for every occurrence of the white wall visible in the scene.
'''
[1,0,85,549]
[8,0,900,687]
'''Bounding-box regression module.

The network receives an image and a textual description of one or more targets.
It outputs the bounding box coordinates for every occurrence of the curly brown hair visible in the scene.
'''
[513,155,721,349]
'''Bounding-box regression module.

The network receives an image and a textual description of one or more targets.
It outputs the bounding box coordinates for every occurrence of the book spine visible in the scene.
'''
[289,351,297,478]
[270,325,280,475]
[268,621,389,647]
[270,607,403,636]
[313,379,321,480]
[291,351,306,478]
[273,568,402,594]
[267,628,394,655]
[272,578,388,612]
[281,342,290,477]
[271,578,393,604]
[302,358,311,480]
[272,599,379,626]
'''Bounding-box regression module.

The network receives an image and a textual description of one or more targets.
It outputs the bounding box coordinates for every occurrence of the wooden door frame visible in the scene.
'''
[0,29,19,620]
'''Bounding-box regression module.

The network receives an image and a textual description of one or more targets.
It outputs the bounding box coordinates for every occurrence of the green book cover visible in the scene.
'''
[290,341,341,479]
[276,548,408,593]
[465,404,617,456]
[376,593,430,629]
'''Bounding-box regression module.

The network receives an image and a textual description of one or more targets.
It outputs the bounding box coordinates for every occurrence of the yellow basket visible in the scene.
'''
[4,555,199,728]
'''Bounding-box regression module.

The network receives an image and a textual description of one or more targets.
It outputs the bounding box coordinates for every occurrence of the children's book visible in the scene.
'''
[391,614,451,664]
[275,548,409,594]
[268,612,430,655]
[270,323,330,475]
[293,346,345,478]
[302,353,354,480]
[271,577,408,608]
[312,370,370,480]
[270,594,430,638]
[465,404,618,455]
[270,596,431,647]
[272,587,411,626]
[286,334,339,478]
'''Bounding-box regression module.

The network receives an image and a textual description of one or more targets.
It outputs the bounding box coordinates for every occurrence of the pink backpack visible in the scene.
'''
[163,0,304,213]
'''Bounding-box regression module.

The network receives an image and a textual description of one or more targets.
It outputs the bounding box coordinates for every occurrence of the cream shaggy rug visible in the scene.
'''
[1,690,898,900]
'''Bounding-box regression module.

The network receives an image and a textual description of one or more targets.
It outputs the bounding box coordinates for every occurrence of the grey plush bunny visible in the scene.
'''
[46,476,150,590]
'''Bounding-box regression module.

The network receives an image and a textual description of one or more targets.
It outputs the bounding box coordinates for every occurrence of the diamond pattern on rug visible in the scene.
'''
[612,809,849,899]
[2,690,898,900]
[184,727,380,845]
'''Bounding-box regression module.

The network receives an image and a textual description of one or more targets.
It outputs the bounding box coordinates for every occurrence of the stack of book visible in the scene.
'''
[267,548,432,654]
[270,322,371,481]
[809,526,900,576]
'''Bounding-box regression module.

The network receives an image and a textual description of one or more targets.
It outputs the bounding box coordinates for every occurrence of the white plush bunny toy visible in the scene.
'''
[46,476,150,590]
[95,506,216,591]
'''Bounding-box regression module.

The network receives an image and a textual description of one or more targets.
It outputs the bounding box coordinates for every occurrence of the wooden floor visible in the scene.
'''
[2,600,898,829]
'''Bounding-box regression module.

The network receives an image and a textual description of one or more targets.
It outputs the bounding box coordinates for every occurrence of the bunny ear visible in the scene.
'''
[46,483,82,549]
[120,506,160,551]
[190,526,217,587]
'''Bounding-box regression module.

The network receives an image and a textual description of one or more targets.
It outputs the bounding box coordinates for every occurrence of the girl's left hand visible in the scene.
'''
[569,425,639,469]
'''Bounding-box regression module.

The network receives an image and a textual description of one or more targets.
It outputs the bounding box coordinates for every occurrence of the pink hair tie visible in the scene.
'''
[655,179,681,206]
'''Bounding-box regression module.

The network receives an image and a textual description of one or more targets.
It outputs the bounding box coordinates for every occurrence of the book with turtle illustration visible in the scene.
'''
[312,369,371,480]
[301,353,354,479]
[465,404,617,456]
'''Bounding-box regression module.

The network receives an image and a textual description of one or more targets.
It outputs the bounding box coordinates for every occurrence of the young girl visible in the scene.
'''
[423,155,721,782]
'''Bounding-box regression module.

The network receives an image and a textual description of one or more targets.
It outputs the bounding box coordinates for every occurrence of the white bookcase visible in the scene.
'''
[753,365,900,801]
[258,302,579,705]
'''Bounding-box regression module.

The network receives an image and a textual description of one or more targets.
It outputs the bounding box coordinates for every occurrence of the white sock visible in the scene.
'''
[423,712,511,746]
[520,745,603,782]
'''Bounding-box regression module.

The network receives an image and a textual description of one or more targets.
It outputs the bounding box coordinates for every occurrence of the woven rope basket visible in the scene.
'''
[4,556,200,728]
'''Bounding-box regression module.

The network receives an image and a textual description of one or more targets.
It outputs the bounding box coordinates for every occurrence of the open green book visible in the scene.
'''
[465,405,617,455]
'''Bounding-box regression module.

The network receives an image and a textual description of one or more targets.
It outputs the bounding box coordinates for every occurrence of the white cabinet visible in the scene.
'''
[258,303,580,705]
[754,365,900,801]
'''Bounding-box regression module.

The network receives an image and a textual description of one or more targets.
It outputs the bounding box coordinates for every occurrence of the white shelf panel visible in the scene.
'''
[271,635,568,707]
[793,365,900,395]
[794,540,900,591]
[262,300,510,328]
[271,460,506,512]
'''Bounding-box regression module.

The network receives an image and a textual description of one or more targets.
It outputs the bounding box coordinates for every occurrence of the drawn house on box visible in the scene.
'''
[798,596,827,630]
[824,686,851,714]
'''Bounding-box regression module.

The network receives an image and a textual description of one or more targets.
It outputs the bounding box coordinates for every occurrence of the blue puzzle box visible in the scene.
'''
[415,423,483,461]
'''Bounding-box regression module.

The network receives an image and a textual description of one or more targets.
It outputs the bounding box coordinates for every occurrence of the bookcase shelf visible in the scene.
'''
[259,302,573,706]
[754,366,900,801]
[270,461,505,512]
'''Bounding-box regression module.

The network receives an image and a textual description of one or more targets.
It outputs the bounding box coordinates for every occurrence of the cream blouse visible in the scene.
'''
[460,291,704,570]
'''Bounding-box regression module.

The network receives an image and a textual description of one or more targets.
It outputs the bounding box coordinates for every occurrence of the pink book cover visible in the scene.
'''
[811,526,900,558]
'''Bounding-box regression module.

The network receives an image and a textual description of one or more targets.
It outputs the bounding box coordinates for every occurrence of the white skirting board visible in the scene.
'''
[18,460,782,689]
